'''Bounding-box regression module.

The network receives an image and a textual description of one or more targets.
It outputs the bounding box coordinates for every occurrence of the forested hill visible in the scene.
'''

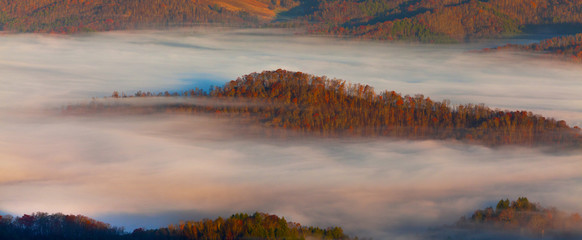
[0,212,350,240]
[0,0,299,33]
[66,69,582,148]
[430,197,582,240]
[490,33,582,63]
[283,0,582,42]
[3,0,582,42]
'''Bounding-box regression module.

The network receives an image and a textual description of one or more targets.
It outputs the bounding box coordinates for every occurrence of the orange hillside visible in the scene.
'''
[199,0,279,19]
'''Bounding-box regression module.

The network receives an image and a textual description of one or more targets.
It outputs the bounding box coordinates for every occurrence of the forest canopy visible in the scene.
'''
[0,212,351,240]
[282,0,582,42]
[2,0,582,42]
[65,69,582,148]
[0,0,298,33]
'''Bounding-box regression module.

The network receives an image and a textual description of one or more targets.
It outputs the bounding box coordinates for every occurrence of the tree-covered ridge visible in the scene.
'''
[67,69,582,147]
[0,212,351,240]
[491,33,582,63]
[452,197,582,239]
[277,0,582,42]
[0,0,299,33]
[2,0,582,42]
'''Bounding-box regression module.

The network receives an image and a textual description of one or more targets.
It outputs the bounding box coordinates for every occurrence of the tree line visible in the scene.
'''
[0,212,351,240]
[66,69,582,147]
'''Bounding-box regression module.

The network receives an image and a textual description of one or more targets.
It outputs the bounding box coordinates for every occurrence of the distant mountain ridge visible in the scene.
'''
[0,0,298,33]
[286,0,582,42]
[2,0,582,42]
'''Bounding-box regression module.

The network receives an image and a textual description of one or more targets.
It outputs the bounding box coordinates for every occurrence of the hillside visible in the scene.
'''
[0,0,298,33]
[429,197,582,240]
[65,69,582,147]
[2,0,582,41]
[275,0,582,42]
[0,212,350,240]
[199,0,297,20]
[491,33,582,63]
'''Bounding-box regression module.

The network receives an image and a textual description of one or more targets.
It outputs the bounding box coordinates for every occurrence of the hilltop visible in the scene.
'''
[428,197,582,240]
[490,33,582,63]
[65,69,582,147]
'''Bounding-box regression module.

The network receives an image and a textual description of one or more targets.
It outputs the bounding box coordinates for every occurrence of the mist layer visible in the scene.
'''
[1,29,581,239]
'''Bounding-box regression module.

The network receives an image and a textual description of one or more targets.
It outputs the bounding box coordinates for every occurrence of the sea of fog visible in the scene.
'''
[1,28,581,239]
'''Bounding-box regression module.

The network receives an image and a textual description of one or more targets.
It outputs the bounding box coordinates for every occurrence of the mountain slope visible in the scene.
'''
[277,0,582,42]
[3,0,582,42]
[0,0,297,33]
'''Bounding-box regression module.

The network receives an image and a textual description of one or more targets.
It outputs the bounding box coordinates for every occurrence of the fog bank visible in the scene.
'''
[1,29,582,239]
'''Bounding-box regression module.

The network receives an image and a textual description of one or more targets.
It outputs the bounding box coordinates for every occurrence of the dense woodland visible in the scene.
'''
[66,69,582,147]
[0,0,298,33]
[447,197,582,239]
[491,33,582,62]
[282,0,582,42]
[0,212,350,240]
[2,0,582,42]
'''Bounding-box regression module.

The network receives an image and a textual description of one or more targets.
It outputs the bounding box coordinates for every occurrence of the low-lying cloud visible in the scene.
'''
[1,29,582,239]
